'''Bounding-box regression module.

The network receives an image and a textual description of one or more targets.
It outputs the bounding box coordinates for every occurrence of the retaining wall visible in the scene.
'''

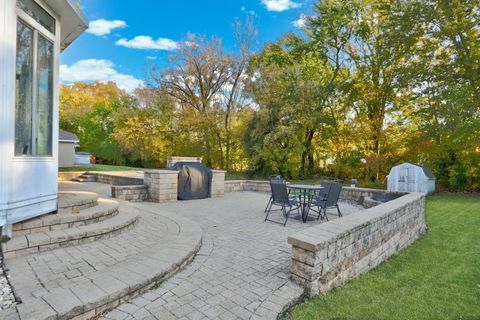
[288,190,426,297]
[111,185,148,202]
[94,173,144,186]
[58,172,144,185]
[225,180,270,193]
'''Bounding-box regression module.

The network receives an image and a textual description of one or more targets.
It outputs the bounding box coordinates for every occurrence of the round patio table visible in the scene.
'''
[287,184,324,222]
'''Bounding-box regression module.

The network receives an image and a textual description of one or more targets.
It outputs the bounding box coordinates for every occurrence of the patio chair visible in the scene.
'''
[264,175,282,213]
[264,177,300,226]
[311,182,342,221]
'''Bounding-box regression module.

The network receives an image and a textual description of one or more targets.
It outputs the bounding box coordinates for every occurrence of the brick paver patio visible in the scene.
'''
[101,186,361,319]
[2,181,361,320]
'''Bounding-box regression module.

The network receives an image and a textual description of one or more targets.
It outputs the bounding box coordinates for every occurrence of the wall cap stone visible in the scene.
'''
[144,170,179,174]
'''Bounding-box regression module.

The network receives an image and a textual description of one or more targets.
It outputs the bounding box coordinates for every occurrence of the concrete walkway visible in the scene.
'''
[103,189,361,320]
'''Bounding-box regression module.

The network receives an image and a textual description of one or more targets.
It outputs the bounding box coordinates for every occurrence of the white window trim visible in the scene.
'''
[13,0,60,160]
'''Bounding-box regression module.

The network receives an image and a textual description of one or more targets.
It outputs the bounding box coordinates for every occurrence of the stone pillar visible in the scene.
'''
[144,170,179,202]
[211,170,226,197]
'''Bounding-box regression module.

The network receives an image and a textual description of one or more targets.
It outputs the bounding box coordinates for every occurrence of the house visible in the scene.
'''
[0,0,88,231]
[387,162,436,194]
[59,129,80,167]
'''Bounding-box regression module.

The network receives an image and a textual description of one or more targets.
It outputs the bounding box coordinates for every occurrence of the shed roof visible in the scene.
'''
[392,162,436,179]
[415,164,436,179]
[59,129,79,143]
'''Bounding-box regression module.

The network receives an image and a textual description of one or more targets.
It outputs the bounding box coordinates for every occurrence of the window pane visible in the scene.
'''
[35,34,54,156]
[17,0,55,34]
[15,20,34,156]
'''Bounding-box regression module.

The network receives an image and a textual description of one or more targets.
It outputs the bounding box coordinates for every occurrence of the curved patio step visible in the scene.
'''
[13,199,120,236]
[3,205,202,320]
[57,191,98,213]
[2,208,138,257]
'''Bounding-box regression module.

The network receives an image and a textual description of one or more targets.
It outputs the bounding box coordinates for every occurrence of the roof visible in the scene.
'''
[44,0,88,50]
[59,129,79,143]
[392,162,436,179]
[415,164,436,179]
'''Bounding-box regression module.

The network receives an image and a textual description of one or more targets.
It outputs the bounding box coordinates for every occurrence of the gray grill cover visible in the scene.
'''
[172,162,213,200]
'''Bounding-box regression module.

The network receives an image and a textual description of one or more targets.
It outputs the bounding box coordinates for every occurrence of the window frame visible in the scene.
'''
[14,0,58,159]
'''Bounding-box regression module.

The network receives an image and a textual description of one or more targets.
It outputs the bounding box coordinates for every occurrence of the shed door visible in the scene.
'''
[398,167,416,192]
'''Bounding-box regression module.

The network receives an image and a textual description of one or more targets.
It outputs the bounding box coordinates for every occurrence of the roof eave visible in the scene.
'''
[44,0,88,51]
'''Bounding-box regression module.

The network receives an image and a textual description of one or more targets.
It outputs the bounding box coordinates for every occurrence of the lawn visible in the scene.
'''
[289,194,480,320]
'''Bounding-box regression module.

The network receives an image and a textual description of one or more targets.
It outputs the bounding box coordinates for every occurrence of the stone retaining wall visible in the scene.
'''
[225,180,270,193]
[58,171,144,185]
[111,185,148,202]
[339,187,407,206]
[288,191,426,297]
[94,173,144,186]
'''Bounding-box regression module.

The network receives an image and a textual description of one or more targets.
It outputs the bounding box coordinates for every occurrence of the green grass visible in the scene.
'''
[59,164,145,172]
[289,194,480,320]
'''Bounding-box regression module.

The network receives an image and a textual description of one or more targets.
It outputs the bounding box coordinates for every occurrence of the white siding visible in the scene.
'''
[0,0,60,226]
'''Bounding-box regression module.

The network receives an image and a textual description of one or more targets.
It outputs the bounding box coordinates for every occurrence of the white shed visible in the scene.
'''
[387,163,436,194]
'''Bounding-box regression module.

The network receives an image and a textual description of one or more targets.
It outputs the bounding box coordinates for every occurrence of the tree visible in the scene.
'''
[152,34,232,167]
[59,81,135,164]
[308,0,425,180]
[219,16,257,170]
[410,0,480,190]
[114,92,174,167]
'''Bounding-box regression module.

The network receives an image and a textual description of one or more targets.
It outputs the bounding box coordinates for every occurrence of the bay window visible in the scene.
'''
[15,0,55,156]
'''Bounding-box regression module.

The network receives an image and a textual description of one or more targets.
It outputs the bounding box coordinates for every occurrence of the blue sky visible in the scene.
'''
[60,0,313,92]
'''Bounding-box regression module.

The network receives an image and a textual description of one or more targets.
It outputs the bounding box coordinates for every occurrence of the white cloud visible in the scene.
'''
[261,0,300,12]
[60,59,143,92]
[292,14,308,28]
[86,19,126,36]
[116,36,178,50]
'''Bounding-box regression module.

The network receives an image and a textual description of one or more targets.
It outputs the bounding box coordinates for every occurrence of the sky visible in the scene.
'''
[60,0,313,92]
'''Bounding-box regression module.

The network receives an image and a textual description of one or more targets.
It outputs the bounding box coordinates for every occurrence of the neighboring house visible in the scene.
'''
[59,129,80,167]
[0,0,87,229]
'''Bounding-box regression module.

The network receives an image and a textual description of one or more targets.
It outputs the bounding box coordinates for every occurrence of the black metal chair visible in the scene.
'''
[311,182,342,221]
[264,177,300,226]
[264,175,282,213]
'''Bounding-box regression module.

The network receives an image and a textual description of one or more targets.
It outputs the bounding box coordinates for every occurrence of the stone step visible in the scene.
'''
[71,173,97,183]
[2,208,138,258]
[2,203,202,320]
[13,199,120,236]
[71,176,96,183]
[57,191,98,213]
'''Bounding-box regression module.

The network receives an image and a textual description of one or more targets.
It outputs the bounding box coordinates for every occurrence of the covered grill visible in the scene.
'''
[171,162,213,200]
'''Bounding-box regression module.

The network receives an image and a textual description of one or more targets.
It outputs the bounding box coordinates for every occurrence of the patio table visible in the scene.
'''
[287,184,324,222]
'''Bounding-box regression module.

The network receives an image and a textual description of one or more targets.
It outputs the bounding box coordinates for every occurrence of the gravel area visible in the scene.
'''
[0,253,16,310]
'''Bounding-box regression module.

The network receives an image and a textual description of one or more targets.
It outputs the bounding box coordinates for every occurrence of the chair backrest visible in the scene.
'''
[318,183,332,200]
[325,183,342,207]
[270,177,289,204]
